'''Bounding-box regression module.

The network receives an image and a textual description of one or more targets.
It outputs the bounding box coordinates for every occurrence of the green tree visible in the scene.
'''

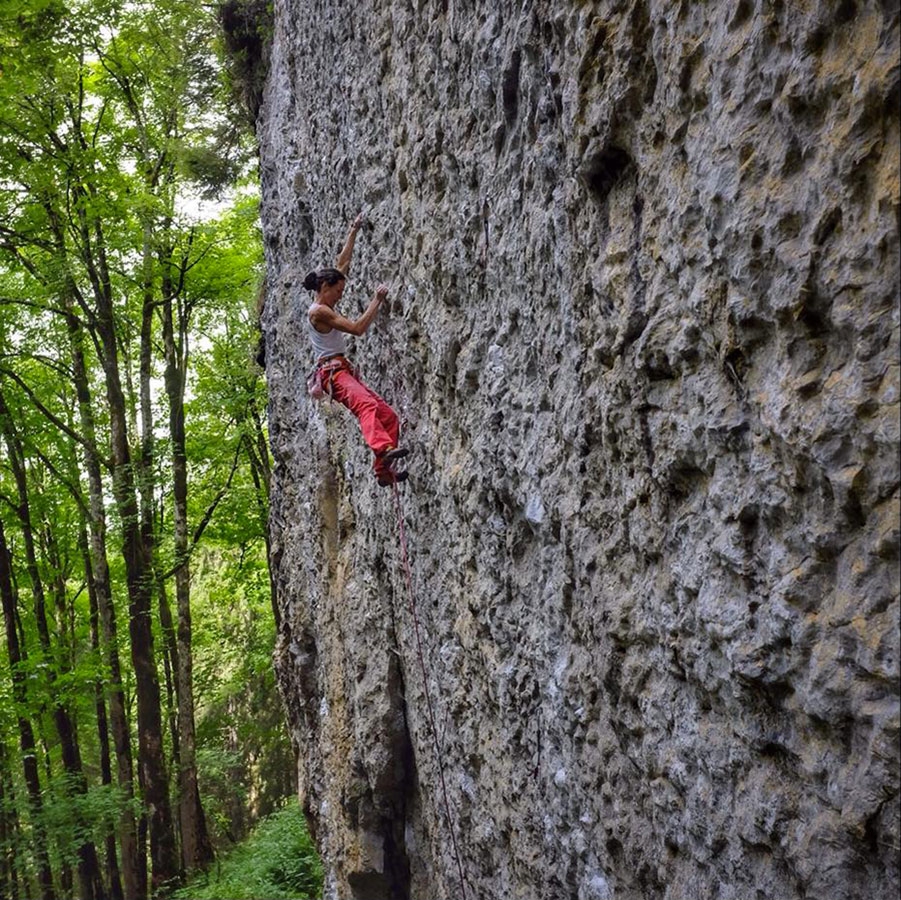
[0,0,274,896]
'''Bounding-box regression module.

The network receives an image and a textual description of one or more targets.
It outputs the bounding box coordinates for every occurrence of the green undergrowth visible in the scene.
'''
[172,801,323,899]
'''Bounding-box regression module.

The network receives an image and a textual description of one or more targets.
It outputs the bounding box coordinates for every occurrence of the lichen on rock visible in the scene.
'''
[258,2,900,898]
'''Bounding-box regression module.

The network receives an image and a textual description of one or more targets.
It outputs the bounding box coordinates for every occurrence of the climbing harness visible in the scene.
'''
[307,354,352,401]
[390,483,470,900]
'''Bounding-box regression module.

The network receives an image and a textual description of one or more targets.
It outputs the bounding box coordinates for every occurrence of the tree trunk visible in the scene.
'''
[0,739,21,900]
[156,575,183,857]
[225,694,246,842]
[68,192,178,886]
[0,392,104,900]
[161,271,214,872]
[65,301,144,900]
[45,525,108,900]
[82,528,125,900]
[157,574,182,772]
[94,268,179,891]
[0,518,54,900]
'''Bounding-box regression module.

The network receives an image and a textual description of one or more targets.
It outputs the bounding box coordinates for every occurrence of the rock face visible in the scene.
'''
[256,2,900,898]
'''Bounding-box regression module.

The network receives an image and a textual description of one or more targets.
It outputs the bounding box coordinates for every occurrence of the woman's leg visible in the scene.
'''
[368,385,400,450]
[330,370,400,470]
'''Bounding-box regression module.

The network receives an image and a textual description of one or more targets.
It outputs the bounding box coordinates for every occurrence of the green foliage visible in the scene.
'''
[0,1,286,895]
[0,772,141,881]
[172,801,323,900]
[195,744,247,839]
[190,541,297,849]
[38,777,139,867]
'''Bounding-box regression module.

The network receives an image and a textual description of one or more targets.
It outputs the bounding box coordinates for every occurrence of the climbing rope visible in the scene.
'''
[390,482,469,900]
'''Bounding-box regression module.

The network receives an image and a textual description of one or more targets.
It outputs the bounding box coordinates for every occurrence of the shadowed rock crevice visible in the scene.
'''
[581,145,634,204]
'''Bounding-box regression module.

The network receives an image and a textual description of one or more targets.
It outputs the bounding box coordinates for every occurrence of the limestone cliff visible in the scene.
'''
[255,2,900,898]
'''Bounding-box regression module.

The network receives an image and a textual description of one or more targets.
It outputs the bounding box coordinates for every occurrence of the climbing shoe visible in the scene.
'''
[380,446,409,464]
[377,470,409,487]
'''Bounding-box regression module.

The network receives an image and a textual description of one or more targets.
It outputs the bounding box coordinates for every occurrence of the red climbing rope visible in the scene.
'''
[390,482,469,900]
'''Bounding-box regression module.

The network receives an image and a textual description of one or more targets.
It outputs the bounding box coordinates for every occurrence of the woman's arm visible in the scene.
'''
[310,284,389,337]
[335,212,364,274]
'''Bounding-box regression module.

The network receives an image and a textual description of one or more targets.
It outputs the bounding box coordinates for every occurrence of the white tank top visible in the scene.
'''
[307,306,347,361]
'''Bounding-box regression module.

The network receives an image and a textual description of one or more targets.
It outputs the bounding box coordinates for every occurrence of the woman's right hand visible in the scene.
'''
[375,284,389,303]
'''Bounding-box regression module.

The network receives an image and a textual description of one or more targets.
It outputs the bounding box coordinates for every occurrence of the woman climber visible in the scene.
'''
[304,212,409,487]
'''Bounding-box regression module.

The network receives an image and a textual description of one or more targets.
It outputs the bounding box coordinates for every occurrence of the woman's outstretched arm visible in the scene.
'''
[310,284,389,337]
[336,212,364,274]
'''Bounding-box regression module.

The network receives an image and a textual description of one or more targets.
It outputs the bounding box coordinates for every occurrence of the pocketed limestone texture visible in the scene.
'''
[257,2,900,898]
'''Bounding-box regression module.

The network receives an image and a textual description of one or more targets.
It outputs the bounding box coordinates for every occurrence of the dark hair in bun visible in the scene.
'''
[303,268,346,292]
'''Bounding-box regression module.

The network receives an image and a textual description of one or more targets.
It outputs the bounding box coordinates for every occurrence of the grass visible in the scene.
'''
[172,800,323,899]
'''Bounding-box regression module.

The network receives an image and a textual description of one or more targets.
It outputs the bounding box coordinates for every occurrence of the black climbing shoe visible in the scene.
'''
[377,470,409,487]
[381,447,409,464]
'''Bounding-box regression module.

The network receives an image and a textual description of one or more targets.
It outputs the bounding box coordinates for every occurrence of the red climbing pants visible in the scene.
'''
[321,364,400,477]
